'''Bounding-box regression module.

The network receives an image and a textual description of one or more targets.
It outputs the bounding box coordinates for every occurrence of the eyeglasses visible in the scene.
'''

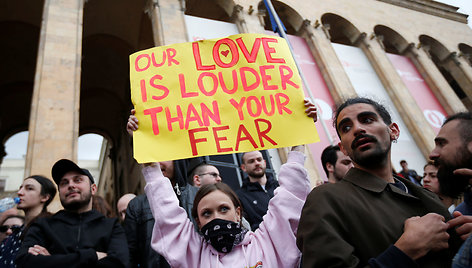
[0,225,22,233]
[198,172,220,178]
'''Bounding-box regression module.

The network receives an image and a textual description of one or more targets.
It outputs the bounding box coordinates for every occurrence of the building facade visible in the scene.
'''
[0,0,471,209]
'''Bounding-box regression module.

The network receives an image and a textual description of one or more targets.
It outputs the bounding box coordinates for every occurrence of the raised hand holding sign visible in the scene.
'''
[130,33,319,163]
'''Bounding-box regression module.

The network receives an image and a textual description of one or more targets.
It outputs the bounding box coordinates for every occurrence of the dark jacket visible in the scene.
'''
[236,173,279,230]
[455,190,472,216]
[124,158,199,268]
[297,168,462,268]
[124,195,170,268]
[16,210,128,268]
[0,224,23,267]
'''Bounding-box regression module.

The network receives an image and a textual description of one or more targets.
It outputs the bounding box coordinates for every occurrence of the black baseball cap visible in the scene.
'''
[51,159,95,186]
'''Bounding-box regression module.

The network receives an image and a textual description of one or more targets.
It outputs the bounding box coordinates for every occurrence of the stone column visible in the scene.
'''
[456,55,472,109]
[359,35,436,156]
[231,4,248,33]
[405,46,466,114]
[439,53,472,109]
[146,0,165,46]
[298,20,356,104]
[149,0,187,45]
[25,0,84,211]
[26,0,83,176]
[234,4,269,34]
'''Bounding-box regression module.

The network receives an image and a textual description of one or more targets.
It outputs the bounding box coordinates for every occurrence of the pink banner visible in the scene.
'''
[267,32,337,182]
[387,53,447,133]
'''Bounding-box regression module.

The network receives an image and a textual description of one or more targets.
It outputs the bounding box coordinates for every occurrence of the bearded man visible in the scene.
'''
[321,145,354,183]
[16,159,129,268]
[236,151,277,230]
[428,112,472,267]
[429,112,472,208]
[297,97,462,268]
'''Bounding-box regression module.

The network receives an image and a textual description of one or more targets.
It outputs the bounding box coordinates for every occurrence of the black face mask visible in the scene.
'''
[201,218,247,253]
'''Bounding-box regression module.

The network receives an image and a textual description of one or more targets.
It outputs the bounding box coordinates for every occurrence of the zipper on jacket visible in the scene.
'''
[174,184,181,196]
[76,214,82,249]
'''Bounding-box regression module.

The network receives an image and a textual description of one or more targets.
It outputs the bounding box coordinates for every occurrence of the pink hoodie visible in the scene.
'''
[143,151,310,268]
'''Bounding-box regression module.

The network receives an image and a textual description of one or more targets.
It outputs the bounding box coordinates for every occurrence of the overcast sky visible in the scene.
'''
[3,132,103,160]
[435,0,472,27]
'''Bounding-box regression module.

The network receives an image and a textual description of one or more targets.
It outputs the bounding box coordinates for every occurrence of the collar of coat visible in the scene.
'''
[241,173,277,190]
[342,168,421,200]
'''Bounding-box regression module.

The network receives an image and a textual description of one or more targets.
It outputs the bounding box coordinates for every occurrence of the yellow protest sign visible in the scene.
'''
[130,33,319,163]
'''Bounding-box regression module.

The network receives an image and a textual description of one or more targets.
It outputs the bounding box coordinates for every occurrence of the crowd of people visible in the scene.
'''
[0,97,471,268]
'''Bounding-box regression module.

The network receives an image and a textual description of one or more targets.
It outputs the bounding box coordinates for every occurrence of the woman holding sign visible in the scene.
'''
[127,100,317,267]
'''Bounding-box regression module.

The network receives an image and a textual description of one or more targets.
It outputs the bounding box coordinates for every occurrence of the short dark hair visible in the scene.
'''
[189,163,215,185]
[240,151,263,164]
[321,145,341,177]
[192,182,243,224]
[333,97,392,138]
[400,160,407,165]
[241,152,248,164]
[443,112,472,144]
[191,164,213,178]
[424,160,438,170]
[27,175,57,212]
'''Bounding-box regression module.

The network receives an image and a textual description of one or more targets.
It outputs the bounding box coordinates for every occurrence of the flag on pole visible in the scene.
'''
[261,0,335,145]
[262,0,286,34]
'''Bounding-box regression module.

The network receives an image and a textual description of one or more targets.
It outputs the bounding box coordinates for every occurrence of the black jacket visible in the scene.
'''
[236,174,279,230]
[16,210,129,268]
[124,158,199,268]
[124,195,169,268]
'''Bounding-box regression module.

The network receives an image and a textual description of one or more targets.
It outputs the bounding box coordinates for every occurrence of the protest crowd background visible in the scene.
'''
[1,0,472,267]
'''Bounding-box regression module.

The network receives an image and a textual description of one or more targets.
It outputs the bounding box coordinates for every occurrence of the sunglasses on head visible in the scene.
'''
[0,225,21,233]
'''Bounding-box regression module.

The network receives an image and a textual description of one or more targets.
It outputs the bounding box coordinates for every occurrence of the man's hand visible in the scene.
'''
[304,99,318,122]
[448,168,472,240]
[28,245,51,256]
[96,251,107,260]
[126,109,138,136]
[394,213,449,260]
[448,211,472,240]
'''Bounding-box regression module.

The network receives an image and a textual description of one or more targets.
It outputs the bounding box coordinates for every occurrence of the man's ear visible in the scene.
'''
[240,164,247,173]
[338,141,348,156]
[91,183,98,195]
[467,141,472,154]
[326,163,335,174]
[388,123,400,141]
[193,175,201,187]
